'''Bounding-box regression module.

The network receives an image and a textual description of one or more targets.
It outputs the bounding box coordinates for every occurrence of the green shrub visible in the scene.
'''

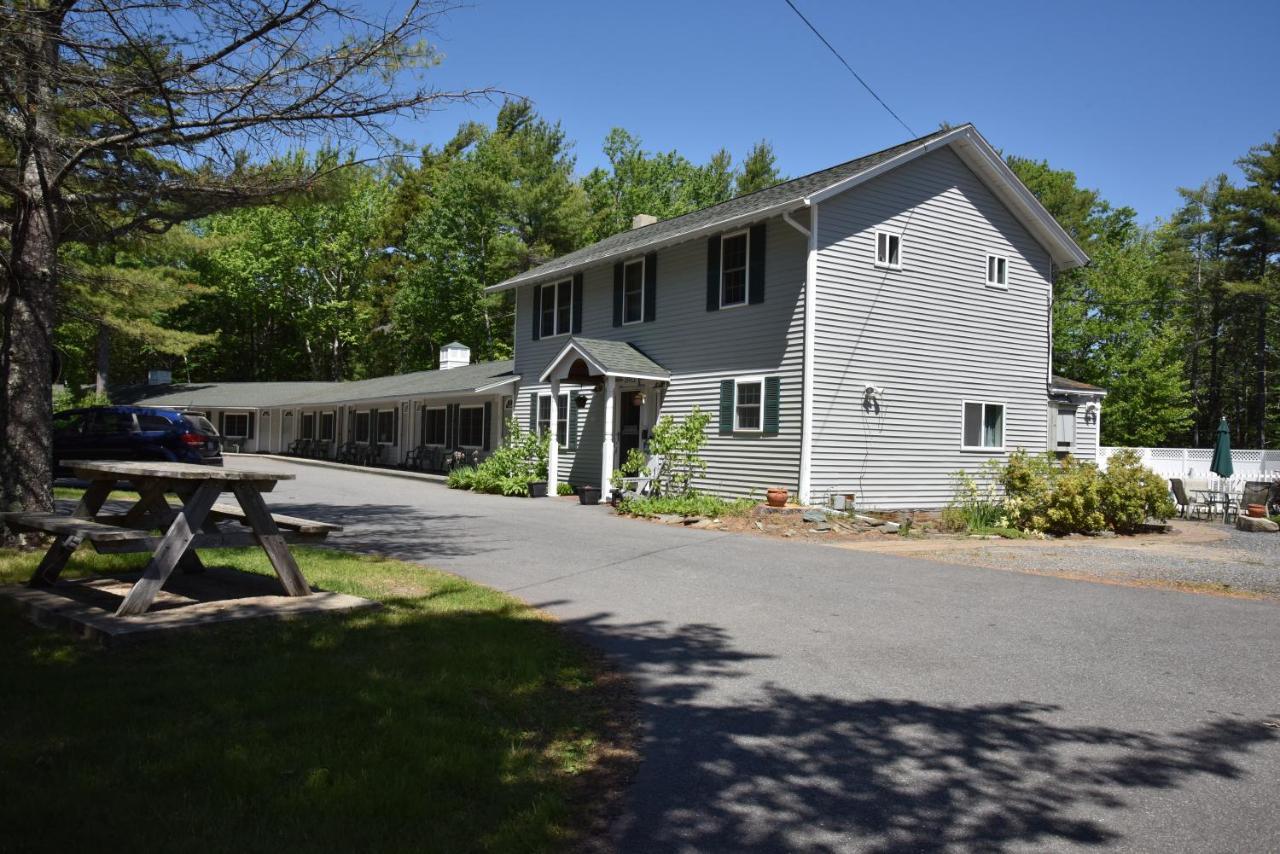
[1098,448,1176,533]
[446,465,476,490]
[1002,450,1105,535]
[618,492,755,519]
[556,482,575,496]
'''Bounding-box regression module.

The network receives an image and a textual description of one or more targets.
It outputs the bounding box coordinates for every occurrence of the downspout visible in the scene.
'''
[783,205,816,505]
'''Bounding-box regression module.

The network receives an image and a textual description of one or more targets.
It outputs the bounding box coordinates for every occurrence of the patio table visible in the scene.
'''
[3,461,339,617]
[1192,489,1236,524]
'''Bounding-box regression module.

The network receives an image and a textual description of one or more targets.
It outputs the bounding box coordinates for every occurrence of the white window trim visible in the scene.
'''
[874,229,903,270]
[734,376,765,433]
[986,253,1009,290]
[457,404,486,449]
[222,411,250,439]
[376,408,396,446]
[540,278,573,338]
[719,229,750,309]
[960,399,1006,452]
[621,257,646,325]
[537,392,570,447]
[422,405,448,446]
[354,410,372,445]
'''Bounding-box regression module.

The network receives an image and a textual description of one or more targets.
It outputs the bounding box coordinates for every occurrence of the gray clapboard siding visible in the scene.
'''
[810,147,1055,509]
[513,214,807,495]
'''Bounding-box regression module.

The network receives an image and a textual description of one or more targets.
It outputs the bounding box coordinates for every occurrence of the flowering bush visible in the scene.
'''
[446,419,548,497]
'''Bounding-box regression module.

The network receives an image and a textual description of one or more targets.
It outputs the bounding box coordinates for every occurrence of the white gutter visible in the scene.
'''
[783,203,818,505]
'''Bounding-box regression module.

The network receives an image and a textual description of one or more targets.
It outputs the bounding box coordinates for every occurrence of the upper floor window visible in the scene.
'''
[986,254,1008,289]
[720,231,749,307]
[540,279,573,338]
[622,259,645,324]
[962,401,1004,451]
[875,231,901,269]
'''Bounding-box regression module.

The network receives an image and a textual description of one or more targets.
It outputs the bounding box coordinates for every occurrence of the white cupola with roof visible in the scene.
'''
[439,341,471,370]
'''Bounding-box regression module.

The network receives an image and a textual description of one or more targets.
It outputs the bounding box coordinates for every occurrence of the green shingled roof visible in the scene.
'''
[115,360,518,409]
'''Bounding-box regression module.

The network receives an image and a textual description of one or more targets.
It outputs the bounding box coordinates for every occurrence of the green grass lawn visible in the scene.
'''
[0,546,630,853]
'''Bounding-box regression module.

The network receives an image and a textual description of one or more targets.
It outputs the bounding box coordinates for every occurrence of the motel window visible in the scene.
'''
[376,409,395,445]
[1055,405,1076,451]
[458,406,485,447]
[537,393,569,446]
[986,254,1008,288]
[734,379,763,432]
[300,412,315,439]
[423,407,447,445]
[720,231,749,307]
[223,413,250,438]
[875,231,901,269]
[319,412,335,441]
[962,402,1005,450]
[540,278,573,338]
[354,411,371,443]
[622,258,645,324]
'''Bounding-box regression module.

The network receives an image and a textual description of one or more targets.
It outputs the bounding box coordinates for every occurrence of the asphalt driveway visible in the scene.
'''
[236,457,1280,853]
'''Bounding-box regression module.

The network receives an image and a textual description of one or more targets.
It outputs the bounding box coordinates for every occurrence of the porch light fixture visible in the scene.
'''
[575,393,590,409]
[631,391,646,406]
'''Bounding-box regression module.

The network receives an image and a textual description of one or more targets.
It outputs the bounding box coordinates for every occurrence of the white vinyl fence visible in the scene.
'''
[1098,447,1280,486]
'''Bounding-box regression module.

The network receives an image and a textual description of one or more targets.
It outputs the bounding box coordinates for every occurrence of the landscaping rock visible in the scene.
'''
[802,509,828,524]
[854,514,885,526]
[882,521,900,534]
[656,514,682,525]
[1235,515,1279,533]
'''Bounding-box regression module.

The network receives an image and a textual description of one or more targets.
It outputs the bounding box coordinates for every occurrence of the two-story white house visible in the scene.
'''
[490,123,1104,508]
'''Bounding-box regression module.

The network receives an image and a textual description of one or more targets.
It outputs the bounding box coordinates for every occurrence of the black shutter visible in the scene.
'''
[748,223,766,304]
[444,404,455,449]
[247,412,256,439]
[531,285,542,340]
[393,406,400,447]
[643,252,657,322]
[452,404,461,450]
[528,392,538,433]
[719,380,735,435]
[612,263,624,327]
[763,376,781,435]
[568,394,579,450]
[483,401,492,450]
[706,235,722,311]
[571,273,584,334]
[217,412,225,436]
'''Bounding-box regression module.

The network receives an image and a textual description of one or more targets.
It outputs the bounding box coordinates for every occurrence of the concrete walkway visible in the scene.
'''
[235,457,1280,853]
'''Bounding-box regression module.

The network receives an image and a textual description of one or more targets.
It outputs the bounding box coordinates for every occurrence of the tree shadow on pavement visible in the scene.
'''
[548,609,1280,853]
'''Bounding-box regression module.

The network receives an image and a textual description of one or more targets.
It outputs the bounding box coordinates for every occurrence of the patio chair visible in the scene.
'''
[1242,481,1272,516]
[618,454,665,498]
[1169,477,1211,520]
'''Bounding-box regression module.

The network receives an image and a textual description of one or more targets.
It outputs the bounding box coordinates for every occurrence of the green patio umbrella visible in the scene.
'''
[1210,418,1234,478]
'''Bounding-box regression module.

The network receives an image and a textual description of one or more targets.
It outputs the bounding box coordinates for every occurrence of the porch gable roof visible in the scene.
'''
[538,338,670,384]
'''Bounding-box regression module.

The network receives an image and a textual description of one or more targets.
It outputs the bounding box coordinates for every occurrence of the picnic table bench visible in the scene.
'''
[2,460,341,618]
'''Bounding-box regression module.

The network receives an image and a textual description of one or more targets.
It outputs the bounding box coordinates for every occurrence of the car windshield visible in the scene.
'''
[183,415,218,435]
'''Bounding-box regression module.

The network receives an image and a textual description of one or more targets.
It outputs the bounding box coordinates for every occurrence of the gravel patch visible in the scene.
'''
[908,526,1280,599]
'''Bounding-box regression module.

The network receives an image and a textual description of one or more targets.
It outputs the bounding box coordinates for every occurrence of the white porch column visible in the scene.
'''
[548,379,560,496]
[600,376,616,495]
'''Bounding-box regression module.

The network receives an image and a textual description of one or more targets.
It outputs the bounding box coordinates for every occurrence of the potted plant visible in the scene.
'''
[579,484,602,505]
[766,486,789,507]
[527,480,548,498]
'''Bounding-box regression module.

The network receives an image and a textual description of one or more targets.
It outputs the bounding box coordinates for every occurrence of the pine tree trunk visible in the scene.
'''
[2,158,58,518]
[95,322,110,397]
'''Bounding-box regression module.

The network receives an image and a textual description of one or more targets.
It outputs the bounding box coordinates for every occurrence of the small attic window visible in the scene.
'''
[875,231,901,269]
[986,254,1009,289]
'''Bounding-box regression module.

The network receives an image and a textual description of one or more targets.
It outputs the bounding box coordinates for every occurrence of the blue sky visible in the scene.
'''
[387,0,1279,225]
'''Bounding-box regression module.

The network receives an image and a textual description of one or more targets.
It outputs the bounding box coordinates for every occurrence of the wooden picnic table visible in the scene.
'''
[2,460,340,617]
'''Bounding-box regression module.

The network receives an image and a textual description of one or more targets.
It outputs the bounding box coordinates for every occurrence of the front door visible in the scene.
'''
[618,391,642,461]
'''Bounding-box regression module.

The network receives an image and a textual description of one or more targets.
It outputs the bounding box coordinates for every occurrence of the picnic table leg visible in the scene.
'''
[72,479,115,519]
[231,482,311,597]
[27,480,114,586]
[163,482,210,575]
[115,481,222,617]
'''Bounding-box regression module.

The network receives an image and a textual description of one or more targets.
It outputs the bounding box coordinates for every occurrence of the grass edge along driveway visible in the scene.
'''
[0,546,635,854]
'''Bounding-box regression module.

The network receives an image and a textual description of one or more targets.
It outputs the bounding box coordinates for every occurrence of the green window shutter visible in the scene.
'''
[217,412,225,436]
[483,401,492,450]
[718,380,735,435]
[528,392,538,433]
[763,376,780,435]
[571,273,584,334]
[568,396,579,450]
[748,222,766,304]
[531,285,542,340]
[612,263,624,327]
[247,412,256,439]
[706,236,721,311]
[643,251,657,322]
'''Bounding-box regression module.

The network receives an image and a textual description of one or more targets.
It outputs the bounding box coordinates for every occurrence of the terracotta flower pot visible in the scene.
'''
[766,488,789,508]
[1246,503,1266,518]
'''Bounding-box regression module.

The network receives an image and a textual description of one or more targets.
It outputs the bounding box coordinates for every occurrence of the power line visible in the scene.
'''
[782,0,916,137]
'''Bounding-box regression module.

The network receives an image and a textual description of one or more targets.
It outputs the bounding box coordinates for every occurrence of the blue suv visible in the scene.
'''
[53,406,223,472]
